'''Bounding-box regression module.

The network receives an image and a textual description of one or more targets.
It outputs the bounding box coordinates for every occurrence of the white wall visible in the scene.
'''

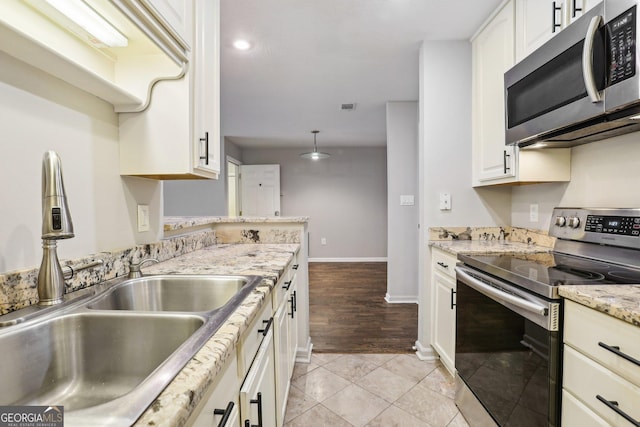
[386,102,419,302]
[512,133,640,229]
[242,147,388,260]
[416,40,511,358]
[0,52,160,273]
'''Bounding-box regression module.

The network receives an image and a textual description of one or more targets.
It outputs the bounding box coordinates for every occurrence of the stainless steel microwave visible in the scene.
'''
[505,0,640,148]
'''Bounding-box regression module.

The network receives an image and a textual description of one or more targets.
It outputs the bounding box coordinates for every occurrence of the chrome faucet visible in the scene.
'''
[37,151,74,305]
[128,258,159,278]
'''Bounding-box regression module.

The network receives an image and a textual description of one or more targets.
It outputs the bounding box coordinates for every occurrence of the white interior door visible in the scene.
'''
[240,165,281,216]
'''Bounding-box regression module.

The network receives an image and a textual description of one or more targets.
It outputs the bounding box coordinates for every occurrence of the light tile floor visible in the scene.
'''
[284,353,471,427]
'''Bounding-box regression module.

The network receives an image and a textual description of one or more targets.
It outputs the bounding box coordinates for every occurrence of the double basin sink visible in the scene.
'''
[0,274,263,426]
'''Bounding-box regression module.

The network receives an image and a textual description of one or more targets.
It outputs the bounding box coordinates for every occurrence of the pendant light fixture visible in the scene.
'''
[300,130,330,160]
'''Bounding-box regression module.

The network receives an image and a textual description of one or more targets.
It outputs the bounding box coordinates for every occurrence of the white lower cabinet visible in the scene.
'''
[562,300,640,426]
[188,354,240,427]
[240,327,277,427]
[430,248,457,376]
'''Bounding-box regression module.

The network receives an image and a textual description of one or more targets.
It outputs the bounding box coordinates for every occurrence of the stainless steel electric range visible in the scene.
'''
[454,207,640,427]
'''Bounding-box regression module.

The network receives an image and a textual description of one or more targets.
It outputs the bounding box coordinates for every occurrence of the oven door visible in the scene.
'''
[454,265,562,427]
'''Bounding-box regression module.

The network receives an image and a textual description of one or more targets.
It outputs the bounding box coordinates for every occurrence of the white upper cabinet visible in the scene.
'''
[140,0,192,50]
[472,0,517,184]
[516,0,601,63]
[0,0,190,112]
[471,0,572,187]
[119,0,220,179]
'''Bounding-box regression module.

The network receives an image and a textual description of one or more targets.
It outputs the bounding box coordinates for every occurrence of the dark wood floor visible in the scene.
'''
[309,262,418,353]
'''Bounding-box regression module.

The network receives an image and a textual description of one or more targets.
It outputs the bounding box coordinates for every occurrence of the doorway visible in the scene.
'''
[227,157,241,216]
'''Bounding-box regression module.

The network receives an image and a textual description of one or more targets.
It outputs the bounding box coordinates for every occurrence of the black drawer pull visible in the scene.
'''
[292,264,299,270]
[437,261,448,269]
[214,401,234,427]
[258,318,273,336]
[282,280,292,291]
[596,395,640,426]
[450,289,456,309]
[250,392,263,427]
[293,290,297,313]
[552,1,562,33]
[199,131,210,165]
[598,342,640,367]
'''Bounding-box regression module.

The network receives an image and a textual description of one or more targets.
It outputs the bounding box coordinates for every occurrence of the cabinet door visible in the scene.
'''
[240,328,277,427]
[515,0,565,63]
[472,0,516,184]
[287,282,299,378]
[274,301,290,427]
[193,0,220,176]
[142,0,193,49]
[432,272,456,375]
[188,355,240,427]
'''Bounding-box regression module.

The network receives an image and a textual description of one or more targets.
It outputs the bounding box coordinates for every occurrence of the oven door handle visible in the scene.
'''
[455,266,548,316]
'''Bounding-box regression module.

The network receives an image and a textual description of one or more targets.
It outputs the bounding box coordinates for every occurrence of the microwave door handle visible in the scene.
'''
[582,15,603,103]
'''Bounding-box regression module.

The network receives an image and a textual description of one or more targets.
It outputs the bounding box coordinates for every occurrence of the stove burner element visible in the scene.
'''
[550,264,605,282]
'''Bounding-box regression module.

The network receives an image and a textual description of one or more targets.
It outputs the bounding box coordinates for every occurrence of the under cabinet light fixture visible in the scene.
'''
[28,0,128,47]
[300,130,330,160]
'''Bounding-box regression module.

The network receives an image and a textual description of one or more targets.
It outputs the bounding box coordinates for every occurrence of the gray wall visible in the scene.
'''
[386,102,419,302]
[163,139,243,216]
[242,147,388,260]
[416,40,511,356]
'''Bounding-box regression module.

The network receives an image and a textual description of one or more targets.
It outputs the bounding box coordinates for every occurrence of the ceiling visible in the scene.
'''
[220,0,503,149]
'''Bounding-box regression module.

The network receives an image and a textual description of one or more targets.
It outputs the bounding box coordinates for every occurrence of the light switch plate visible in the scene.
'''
[137,204,150,232]
[530,204,539,222]
[400,195,415,206]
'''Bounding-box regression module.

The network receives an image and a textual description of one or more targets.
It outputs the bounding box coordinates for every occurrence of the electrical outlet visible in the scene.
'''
[321,237,327,245]
[137,204,150,232]
[529,204,539,222]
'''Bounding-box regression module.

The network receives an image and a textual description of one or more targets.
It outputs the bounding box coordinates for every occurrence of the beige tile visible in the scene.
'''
[353,353,398,366]
[420,365,456,399]
[322,384,390,427]
[366,405,433,427]
[383,354,439,383]
[394,382,459,427]
[447,413,470,427]
[292,361,319,380]
[311,352,345,366]
[324,354,380,382]
[284,404,353,427]
[356,366,418,403]
[283,384,319,424]
[291,366,351,402]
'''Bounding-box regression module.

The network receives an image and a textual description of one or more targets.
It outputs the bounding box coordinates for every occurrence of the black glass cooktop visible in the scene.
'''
[459,252,640,299]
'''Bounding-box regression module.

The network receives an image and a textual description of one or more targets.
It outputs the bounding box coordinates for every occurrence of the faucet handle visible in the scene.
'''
[128,258,159,278]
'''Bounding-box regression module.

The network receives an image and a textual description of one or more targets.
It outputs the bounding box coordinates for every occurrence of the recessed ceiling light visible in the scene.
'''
[233,39,251,50]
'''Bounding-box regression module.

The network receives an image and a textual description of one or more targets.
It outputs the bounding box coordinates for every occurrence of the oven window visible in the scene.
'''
[455,281,561,427]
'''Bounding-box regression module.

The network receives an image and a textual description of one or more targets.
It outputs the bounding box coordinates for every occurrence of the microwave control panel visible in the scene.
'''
[608,6,636,85]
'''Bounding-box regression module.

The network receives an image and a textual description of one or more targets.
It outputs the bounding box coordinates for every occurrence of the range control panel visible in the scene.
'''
[550,208,640,250]
[585,215,640,236]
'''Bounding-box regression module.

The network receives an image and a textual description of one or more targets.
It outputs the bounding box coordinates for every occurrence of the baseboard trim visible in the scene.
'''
[384,293,418,304]
[309,257,388,263]
[414,340,439,361]
[295,338,313,363]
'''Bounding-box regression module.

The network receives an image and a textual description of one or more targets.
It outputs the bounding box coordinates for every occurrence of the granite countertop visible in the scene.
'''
[429,239,550,255]
[559,285,640,327]
[164,216,310,231]
[133,243,299,426]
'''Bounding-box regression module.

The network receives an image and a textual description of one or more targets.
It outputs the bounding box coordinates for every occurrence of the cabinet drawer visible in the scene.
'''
[238,298,273,377]
[432,248,457,278]
[563,346,640,426]
[561,389,609,427]
[564,300,640,386]
[187,355,239,427]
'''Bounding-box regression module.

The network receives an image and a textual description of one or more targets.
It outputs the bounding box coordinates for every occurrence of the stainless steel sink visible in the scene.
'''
[0,274,263,426]
[88,275,248,312]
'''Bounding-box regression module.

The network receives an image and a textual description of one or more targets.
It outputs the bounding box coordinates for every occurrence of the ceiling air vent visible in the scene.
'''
[340,103,357,111]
